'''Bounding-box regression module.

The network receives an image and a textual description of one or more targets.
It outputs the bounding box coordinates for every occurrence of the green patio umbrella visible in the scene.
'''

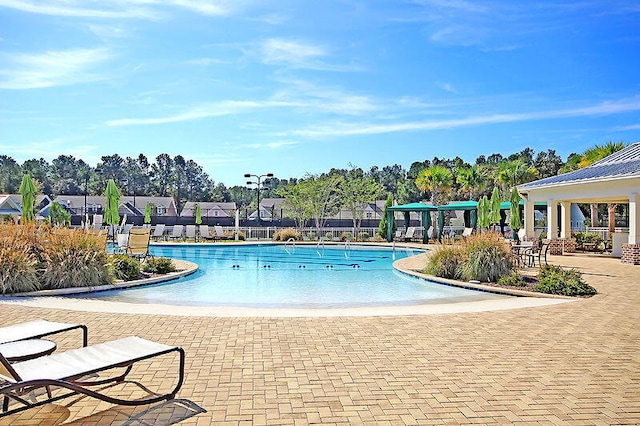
[144,202,153,224]
[489,187,502,227]
[509,187,522,236]
[470,209,478,229]
[195,203,202,225]
[19,172,36,224]
[104,179,121,229]
[477,195,490,229]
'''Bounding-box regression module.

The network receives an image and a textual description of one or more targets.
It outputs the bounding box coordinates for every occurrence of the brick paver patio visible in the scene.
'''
[1,251,639,425]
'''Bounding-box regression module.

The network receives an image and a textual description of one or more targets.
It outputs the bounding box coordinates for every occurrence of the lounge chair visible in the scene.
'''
[0,320,87,347]
[185,225,198,242]
[169,225,184,241]
[151,223,166,241]
[91,214,103,230]
[402,227,416,242]
[0,336,185,417]
[126,228,152,260]
[116,233,130,253]
[213,225,226,240]
[199,225,214,241]
[462,227,473,238]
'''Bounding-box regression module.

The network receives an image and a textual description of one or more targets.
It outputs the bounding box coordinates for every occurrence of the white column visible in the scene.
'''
[547,200,558,239]
[630,193,639,245]
[524,201,535,239]
[560,201,572,238]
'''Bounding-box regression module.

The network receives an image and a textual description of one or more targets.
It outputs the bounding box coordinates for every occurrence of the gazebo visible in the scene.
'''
[517,142,640,264]
[386,203,437,243]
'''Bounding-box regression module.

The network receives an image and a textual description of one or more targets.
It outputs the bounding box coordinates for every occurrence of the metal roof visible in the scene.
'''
[519,142,640,190]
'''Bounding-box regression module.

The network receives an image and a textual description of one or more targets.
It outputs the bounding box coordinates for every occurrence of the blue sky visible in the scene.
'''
[1,1,639,186]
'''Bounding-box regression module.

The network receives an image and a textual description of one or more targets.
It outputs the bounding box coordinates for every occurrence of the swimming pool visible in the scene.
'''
[76,244,501,308]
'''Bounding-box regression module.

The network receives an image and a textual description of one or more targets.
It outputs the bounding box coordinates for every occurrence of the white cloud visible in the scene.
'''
[0,0,235,20]
[106,100,298,126]
[0,48,113,89]
[259,38,360,71]
[247,141,298,149]
[283,97,640,138]
[261,38,326,65]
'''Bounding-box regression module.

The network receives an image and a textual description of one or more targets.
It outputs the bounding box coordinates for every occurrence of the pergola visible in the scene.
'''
[517,142,640,264]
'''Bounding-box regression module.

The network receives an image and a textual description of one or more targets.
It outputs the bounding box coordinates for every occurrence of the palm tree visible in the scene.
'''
[495,159,539,191]
[455,165,486,200]
[577,142,626,231]
[415,165,453,206]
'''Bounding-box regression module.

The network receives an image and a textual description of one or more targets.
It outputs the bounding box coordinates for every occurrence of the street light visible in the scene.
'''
[84,168,103,215]
[122,179,136,210]
[244,173,274,225]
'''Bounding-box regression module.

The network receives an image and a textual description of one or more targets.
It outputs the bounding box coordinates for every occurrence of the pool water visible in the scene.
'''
[77,244,502,308]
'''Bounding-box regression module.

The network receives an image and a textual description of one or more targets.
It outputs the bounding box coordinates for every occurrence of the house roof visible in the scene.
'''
[519,142,640,190]
[0,195,22,215]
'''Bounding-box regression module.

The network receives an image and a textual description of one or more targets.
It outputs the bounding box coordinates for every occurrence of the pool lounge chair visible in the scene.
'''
[0,320,87,347]
[185,225,198,242]
[151,223,166,241]
[169,225,184,241]
[401,227,416,242]
[213,225,226,240]
[126,228,152,260]
[199,225,214,241]
[0,336,185,417]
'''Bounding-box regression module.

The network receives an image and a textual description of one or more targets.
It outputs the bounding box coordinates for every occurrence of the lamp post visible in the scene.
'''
[84,168,103,215]
[122,179,136,210]
[244,173,273,225]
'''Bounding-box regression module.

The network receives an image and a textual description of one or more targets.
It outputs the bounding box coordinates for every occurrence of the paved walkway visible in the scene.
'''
[1,252,639,425]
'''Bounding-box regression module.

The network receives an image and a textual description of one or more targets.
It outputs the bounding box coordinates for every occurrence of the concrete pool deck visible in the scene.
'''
[1,247,639,424]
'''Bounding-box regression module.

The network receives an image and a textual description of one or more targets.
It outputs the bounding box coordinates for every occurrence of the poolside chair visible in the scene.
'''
[116,233,130,253]
[213,225,226,240]
[0,336,185,417]
[126,228,152,260]
[0,320,87,347]
[185,225,198,242]
[169,225,184,241]
[152,223,166,241]
[523,240,550,268]
[91,214,103,230]
[199,225,214,241]
[402,227,416,242]
[462,227,473,238]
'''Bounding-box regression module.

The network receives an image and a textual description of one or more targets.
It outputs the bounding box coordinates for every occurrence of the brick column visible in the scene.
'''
[621,243,640,265]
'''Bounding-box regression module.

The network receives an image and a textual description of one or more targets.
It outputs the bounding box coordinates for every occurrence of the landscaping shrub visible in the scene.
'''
[273,228,302,241]
[325,232,333,240]
[534,265,597,296]
[143,257,176,274]
[424,245,464,280]
[358,232,369,242]
[572,231,603,251]
[461,232,515,282]
[340,232,352,241]
[497,272,527,287]
[110,254,141,281]
[223,230,245,240]
[0,239,39,294]
[40,228,113,289]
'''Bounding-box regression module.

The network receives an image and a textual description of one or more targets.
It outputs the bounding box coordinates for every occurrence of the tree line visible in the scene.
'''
[0,143,625,215]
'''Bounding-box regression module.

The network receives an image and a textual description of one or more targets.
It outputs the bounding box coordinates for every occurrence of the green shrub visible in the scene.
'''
[306,232,317,240]
[358,232,369,241]
[572,231,603,251]
[143,257,176,274]
[340,232,352,241]
[109,254,141,281]
[325,232,333,240]
[40,228,113,289]
[461,232,515,282]
[273,228,302,241]
[497,272,527,287]
[534,265,597,296]
[424,245,465,280]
